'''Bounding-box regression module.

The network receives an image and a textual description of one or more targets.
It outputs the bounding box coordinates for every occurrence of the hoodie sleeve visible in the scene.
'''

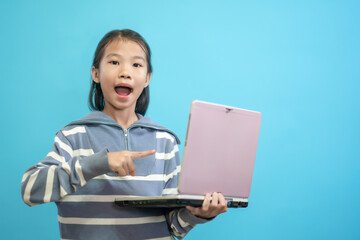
[160,134,211,239]
[21,128,111,206]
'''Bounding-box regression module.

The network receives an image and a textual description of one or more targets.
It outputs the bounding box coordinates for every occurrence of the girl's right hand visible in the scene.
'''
[107,150,155,176]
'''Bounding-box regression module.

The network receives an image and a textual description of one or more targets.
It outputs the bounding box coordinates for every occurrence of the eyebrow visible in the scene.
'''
[105,53,145,61]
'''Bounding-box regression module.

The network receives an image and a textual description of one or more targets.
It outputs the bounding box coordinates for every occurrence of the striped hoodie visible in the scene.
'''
[21,111,208,239]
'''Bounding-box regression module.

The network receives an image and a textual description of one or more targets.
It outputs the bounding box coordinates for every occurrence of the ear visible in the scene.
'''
[144,73,151,87]
[91,66,100,83]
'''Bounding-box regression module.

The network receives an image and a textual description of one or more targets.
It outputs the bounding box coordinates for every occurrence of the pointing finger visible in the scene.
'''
[130,150,156,159]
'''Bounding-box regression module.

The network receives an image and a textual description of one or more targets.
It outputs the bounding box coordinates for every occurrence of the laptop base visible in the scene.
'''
[114,195,248,208]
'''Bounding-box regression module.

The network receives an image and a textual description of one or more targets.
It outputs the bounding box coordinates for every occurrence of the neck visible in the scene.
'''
[103,106,139,129]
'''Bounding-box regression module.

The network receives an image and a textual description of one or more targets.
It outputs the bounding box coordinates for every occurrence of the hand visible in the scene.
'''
[108,150,155,176]
[186,192,228,219]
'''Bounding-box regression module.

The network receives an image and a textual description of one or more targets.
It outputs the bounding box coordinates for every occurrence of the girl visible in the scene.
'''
[21,29,227,240]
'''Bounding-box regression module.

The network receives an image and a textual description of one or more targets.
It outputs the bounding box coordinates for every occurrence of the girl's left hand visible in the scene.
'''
[186,192,228,219]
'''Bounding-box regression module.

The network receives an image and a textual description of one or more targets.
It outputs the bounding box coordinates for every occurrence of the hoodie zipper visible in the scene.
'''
[124,129,129,150]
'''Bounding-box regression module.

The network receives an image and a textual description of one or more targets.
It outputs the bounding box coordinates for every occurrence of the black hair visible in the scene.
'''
[88,29,152,115]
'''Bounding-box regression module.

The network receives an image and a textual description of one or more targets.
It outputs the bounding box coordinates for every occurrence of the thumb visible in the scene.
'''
[130,149,156,159]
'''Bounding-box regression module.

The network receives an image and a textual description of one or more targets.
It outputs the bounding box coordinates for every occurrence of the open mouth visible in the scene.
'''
[115,86,133,97]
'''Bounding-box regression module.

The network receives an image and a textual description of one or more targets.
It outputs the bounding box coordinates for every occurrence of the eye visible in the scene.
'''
[133,63,142,68]
[109,60,119,65]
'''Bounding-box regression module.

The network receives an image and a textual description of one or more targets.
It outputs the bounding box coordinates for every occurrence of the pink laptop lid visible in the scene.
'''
[178,100,262,198]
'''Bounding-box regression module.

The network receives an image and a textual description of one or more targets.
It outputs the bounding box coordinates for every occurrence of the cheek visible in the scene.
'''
[135,72,149,84]
[98,76,113,93]
[98,70,113,84]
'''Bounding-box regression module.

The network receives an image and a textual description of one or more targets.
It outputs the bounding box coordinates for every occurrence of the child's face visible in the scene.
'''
[91,38,151,115]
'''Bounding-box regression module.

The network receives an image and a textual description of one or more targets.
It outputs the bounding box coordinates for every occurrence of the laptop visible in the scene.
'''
[114,100,262,208]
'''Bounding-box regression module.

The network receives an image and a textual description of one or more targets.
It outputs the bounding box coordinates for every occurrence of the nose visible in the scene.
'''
[119,64,131,79]
[120,72,131,79]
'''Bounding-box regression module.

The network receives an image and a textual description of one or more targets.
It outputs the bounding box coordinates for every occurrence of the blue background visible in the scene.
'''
[1,0,359,239]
